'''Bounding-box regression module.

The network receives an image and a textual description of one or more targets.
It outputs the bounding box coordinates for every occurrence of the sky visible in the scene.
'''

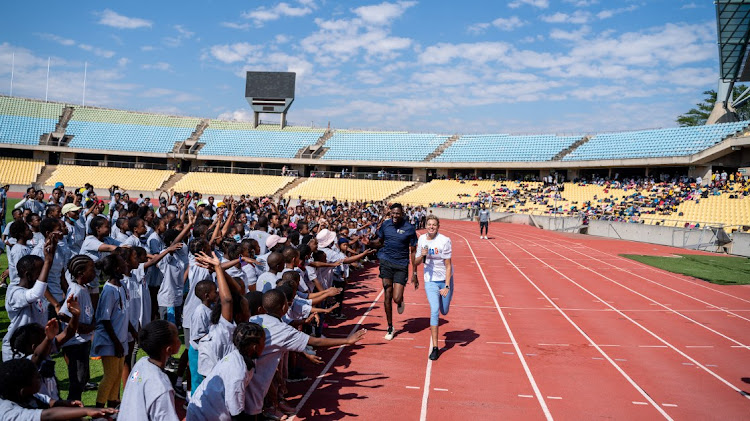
[0,0,719,134]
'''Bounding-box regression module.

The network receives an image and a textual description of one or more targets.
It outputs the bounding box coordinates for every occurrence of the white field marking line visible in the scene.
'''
[477,238,673,420]
[662,404,678,408]
[419,338,434,421]
[443,229,553,421]
[528,236,750,323]
[490,237,750,402]
[547,396,563,400]
[511,231,750,306]
[406,386,420,389]
[514,237,750,348]
[434,388,449,392]
[290,289,384,420]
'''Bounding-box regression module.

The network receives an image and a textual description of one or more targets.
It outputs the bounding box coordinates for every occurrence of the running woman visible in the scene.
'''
[372,203,417,341]
[413,215,453,360]
[478,204,490,239]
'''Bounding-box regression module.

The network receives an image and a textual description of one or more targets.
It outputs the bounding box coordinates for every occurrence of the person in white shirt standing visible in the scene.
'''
[413,215,454,361]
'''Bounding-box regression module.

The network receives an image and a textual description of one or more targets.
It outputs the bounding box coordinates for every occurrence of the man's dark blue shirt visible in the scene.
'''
[376,219,417,267]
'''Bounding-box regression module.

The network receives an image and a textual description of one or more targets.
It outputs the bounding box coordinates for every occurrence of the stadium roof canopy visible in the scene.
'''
[717,0,750,82]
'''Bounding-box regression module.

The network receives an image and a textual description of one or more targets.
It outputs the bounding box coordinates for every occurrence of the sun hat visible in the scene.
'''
[316,229,337,248]
[62,203,82,214]
[266,234,288,249]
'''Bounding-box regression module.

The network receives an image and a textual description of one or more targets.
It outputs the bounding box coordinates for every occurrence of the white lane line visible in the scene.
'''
[406,386,420,389]
[685,346,714,348]
[395,337,414,341]
[662,403,678,408]
[419,340,433,421]
[487,341,514,345]
[445,229,553,421]
[639,345,668,348]
[547,396,563,400]
[503,351,516,355]
[590,344,621,347]
[434,388,449,392]
[633,401,649,406]
[500,236,750,402]
[518,394,534,398]
[323,379,339,383]
[290,289,384,420]
[476,236,673,420]
[513,231,750,309]
[538,343,570,346]
[592,357,605,360]
[517,237,750,349]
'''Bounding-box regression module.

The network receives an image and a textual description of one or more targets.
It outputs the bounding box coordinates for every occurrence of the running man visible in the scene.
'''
[373,203,417,340]
[413,215,453,360]
[478,204,490,239]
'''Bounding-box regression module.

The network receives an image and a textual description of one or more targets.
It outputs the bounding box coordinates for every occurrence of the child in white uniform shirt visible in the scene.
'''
[118,320,181,421]
[187,322,266,421]
[245,289,367,417]
[0,358,117,420]
[188,279,218,392]
[92,254,137,408]
[2,238,57,361]
[58,255,96,401]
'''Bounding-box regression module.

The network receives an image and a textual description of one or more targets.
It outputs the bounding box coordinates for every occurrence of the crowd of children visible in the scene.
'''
[0,184,386,420]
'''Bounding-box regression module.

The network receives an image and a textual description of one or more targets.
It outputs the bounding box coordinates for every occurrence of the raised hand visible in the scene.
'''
[303,352,324,365]
[44,319,59,341]
[167,243,184,253]
[195,251,221,268]
[66,295,81,317]
[346,329,366,345]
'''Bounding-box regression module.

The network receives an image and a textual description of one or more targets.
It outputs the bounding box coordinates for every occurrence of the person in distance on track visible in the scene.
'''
[413,215,453,360]
[478,204,491,239]
[370,203,418,341]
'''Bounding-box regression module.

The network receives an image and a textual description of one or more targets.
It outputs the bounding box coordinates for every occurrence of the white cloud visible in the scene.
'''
[242,1,315,27]
[467,22,490,35]
[356,70,385,85]
[117,57,130,67]
[221,22,251,30]
[419,42,511,65]
[564,0,598,6]
[352,1,417,25]
[36,33,115,58]
[217,108,255,122]
[140,45,156,52]
[78,44,116,58]
[142,62,172,71]
[492,16,526,31]
[549,26,590,41]
[163,25,195,47]
[36,33,75,46]
[597,5,638,20]
[96,9,152,29]
[275,34,291,44]
[682,2,699,9]
[140,87,200,103]
[541,11,590,24]
[508,0,549,9]
[208,43,261,64]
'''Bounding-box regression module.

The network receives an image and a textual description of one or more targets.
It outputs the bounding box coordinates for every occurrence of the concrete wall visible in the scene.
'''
[728,232,750,258]
[586,220,726,252]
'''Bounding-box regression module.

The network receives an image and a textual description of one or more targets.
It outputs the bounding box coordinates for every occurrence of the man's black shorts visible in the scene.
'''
[379,259,409,285]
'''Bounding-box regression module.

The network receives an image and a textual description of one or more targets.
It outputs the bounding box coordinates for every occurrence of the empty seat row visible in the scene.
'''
[287,178,414,201]
[0,157,45,185]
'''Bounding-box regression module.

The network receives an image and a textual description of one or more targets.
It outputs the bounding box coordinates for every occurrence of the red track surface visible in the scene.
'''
[284,221,750,420]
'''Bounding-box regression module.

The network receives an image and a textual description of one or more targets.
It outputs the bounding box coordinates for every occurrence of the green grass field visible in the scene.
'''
[622,253,750,285]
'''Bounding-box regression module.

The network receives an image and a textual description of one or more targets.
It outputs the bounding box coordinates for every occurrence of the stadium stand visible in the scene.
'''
[287,178,414,201]
[45,165,174,192]
[0,96,61,145]
[170,172,295,197]
[199,125,324,159]
[393,179,514,206]
[66,107,200,153]
[321,132,450,161]
[435,134,582,162]
[0,157,45,185]
[563,121,750,161]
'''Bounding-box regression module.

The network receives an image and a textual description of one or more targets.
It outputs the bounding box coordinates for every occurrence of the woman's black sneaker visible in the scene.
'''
[429,347,440,361]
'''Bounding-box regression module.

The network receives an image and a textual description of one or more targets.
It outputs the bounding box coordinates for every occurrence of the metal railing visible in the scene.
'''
[308,170,416,182]
[194,166,299,177]
[60,158,174,170]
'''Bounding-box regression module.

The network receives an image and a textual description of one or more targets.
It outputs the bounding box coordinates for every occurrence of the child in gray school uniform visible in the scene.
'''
[188,280,219,393]
[187,323,266,421]
[118,320,182,421]
[244,289,367,418]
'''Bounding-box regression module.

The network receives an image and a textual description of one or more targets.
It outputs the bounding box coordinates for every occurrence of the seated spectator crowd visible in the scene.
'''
[425,170,750,227]
[0,181,386,420]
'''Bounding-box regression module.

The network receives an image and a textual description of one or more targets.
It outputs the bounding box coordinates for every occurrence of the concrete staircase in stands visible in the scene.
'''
[424,134,460,161]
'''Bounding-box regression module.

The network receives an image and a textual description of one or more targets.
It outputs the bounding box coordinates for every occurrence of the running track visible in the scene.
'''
[286,221,750,420]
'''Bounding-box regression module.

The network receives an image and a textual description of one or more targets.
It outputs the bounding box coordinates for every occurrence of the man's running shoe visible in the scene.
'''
[397,300,405,314]
[384,326,395,341]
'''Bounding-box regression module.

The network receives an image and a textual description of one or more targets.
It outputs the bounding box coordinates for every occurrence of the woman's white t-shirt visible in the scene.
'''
[415,233,452,282]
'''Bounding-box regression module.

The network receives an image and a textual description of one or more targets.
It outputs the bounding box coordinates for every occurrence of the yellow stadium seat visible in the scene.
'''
[45,165,174,192]
[0,157,44,185]
[287,178,413,202]
[171,173,295,197]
